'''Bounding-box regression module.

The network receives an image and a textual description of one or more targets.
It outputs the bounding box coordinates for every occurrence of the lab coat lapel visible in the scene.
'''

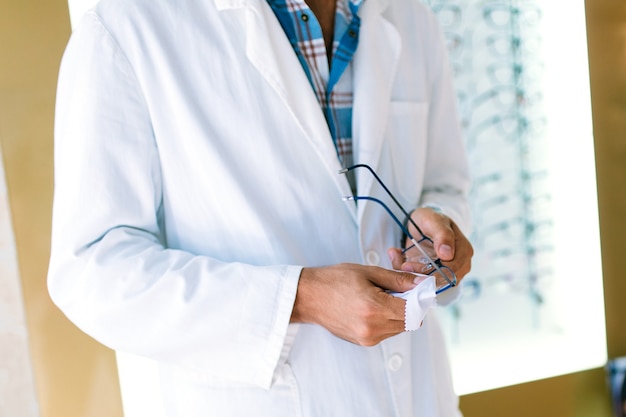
[352,0,400,216]
[214,0,356,218]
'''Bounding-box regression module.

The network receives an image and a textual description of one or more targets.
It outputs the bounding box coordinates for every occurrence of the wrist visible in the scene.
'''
[291,267,318,324]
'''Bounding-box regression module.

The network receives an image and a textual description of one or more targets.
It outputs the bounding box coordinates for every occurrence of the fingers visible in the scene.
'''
[388,247,405,270]
[292,264,414,346]
[387,248,432,284]
[409,208,456,261]
[394,207,474,282]
[449,221,473,279]
[350,290,407,346]
[368,262,422,293]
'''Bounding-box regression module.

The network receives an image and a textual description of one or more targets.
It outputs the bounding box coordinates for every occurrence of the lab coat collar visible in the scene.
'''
[213,0,399,224]
[352,0,400,218]
[215,0,351,208]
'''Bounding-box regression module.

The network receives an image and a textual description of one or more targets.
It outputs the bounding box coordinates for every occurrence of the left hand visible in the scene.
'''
[387,207,473,284]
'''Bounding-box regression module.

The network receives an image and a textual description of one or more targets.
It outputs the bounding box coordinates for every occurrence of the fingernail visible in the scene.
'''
[413,275,426,285]
[440,244,453,259]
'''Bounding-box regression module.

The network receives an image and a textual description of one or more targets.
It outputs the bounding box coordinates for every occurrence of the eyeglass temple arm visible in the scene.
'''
[339,164,427,238]
[342,195,414,241]
[343,195,437,266]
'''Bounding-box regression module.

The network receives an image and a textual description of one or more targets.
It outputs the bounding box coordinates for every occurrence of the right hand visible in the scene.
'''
[291,263,423,346]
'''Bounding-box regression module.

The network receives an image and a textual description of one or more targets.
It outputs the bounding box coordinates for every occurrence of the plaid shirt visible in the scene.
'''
[267,0,363,189]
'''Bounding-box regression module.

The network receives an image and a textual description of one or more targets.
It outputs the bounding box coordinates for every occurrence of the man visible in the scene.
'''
[49,0,473,415]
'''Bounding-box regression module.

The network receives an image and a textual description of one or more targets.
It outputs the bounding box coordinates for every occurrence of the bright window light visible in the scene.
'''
[436,0,607,395]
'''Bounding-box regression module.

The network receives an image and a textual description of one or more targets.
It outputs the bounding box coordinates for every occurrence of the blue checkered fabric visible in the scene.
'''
[267,0,363,180]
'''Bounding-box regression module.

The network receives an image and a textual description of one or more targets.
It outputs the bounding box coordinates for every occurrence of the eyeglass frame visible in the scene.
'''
[339,163,457,294]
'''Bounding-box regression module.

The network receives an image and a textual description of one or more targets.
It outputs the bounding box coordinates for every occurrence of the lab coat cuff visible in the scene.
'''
[257,264,301,390]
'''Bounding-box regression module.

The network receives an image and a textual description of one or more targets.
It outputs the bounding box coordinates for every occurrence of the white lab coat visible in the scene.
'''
[49,0,471,415]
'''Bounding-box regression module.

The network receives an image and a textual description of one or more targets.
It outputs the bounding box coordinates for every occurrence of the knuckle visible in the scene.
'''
[358,302,377,321]
[353,323,376,345]
[394,272,410,287]
[353,304,381,344]
[360,338,380,347]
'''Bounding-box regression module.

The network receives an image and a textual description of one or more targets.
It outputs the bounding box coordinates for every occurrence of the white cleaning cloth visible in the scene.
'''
[391,275,438,331]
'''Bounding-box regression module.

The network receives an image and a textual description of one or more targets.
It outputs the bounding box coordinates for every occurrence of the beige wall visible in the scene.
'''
[0,0,623,416]
[0,151,39,416]
[0,1,124,416]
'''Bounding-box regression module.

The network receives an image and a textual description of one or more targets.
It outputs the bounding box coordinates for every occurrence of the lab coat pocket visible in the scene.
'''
[386,101,429,208]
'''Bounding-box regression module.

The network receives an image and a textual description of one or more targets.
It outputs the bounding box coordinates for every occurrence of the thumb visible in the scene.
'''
[435,239,455,261]
[423,221,456,262]
[409,208,456,262]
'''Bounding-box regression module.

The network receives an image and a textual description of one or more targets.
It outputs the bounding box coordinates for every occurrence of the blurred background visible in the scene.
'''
[0,0,624,416]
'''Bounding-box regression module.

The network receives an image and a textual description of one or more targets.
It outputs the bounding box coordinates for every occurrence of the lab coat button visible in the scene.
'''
[388,354,403,371]
[365,251,380,265]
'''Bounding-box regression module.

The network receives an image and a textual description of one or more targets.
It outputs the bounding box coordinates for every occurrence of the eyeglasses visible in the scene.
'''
[483,3,542,30]
[339,164,457,294]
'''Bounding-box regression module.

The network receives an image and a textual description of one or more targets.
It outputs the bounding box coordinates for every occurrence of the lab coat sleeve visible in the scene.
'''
[48,12,300,390]
[418,9,472,235]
